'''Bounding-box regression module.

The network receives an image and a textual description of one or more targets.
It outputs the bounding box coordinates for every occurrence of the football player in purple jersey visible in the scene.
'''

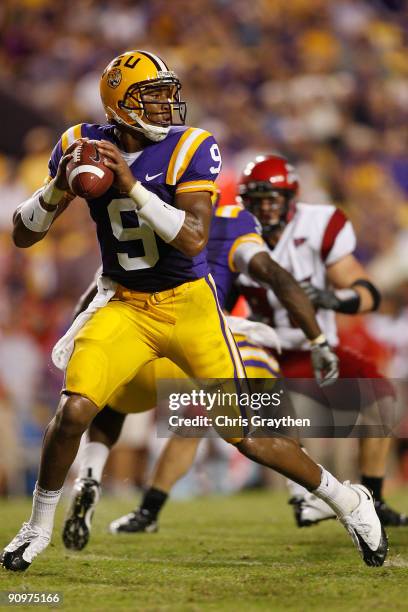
[3,51,386,571]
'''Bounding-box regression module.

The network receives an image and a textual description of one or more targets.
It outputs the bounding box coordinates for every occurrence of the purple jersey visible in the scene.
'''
[48,123,220,292]
[207,205,263,308]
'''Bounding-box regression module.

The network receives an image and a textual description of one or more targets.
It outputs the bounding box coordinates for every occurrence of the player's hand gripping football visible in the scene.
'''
[96,140,136,194]
[310,340,339,387]
[54,139,89,192]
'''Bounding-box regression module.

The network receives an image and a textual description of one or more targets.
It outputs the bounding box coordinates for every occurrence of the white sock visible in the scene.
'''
[287,479,308,499]
[78,442,110,483]
[29,483,62,534]
[313,466,359,516]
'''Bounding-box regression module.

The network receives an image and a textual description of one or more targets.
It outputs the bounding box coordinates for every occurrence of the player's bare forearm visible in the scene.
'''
[170,192,212,257]
[248,252,321,340]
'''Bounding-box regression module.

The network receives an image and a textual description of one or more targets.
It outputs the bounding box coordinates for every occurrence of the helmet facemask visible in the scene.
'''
[114,73,186,141]
[120,75,186,125]
[240,182,294,244]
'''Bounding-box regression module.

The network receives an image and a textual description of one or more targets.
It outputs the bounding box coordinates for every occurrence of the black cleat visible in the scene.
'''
[288,496,307,527]
[295,492,337,527]
[62,478,100,551]
[109,509,158,534]
[288,495,337,527]
[375,500,408,527]
[1,544,31,572]
[354,525,389,567]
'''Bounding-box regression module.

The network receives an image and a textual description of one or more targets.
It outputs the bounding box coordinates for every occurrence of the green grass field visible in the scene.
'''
[1,490,408,611]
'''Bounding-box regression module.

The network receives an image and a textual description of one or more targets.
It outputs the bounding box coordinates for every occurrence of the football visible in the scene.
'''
[66,140,114,199]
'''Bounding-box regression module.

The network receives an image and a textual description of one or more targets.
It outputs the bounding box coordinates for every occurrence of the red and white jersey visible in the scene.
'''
[237,203,356,350]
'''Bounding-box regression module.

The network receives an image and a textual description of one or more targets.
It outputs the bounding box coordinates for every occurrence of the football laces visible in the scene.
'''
[73,144,83,163]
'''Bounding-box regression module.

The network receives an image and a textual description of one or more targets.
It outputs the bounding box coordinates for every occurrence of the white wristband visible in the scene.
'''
[310,333,327,347]
[129,182,185,243]
[20,188,58,232]
[128,181,152,209]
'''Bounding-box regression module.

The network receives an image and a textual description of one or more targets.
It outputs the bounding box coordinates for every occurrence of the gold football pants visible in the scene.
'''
[65,276,246,408]
[107,334,281,414]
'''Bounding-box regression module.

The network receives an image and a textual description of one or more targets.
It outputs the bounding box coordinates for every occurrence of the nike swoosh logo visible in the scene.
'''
[359,486,371,501]
[145,172,163,181]
[29,211,35,221]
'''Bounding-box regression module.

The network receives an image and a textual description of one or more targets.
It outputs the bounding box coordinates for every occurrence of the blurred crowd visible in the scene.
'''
[0,0,408,496]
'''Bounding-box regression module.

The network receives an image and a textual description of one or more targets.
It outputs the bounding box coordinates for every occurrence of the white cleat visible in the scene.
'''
[1,523,50,572]
[338,483,388,567]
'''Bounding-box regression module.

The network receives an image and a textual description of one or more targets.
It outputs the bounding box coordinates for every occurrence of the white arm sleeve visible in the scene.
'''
[20,188,57,232]
[129,182,185,243]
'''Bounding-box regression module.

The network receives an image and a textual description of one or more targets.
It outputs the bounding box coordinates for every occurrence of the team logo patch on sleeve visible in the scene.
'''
[107,68,122,88]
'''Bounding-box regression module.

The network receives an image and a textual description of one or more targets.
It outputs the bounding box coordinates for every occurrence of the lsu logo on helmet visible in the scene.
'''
[107,68,122,89]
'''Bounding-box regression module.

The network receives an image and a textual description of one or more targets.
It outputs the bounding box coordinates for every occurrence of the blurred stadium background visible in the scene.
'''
[0,0,408,499]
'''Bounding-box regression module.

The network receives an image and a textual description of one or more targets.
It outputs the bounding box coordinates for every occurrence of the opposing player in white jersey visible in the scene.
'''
[236,154,405,527]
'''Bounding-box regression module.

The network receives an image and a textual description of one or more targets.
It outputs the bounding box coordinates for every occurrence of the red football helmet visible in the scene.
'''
[238,155,299,234]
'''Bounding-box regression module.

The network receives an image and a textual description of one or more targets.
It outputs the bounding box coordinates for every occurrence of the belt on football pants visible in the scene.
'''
[114,278,201,305]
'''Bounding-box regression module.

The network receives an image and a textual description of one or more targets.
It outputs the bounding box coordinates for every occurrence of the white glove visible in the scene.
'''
[310,340,339,387]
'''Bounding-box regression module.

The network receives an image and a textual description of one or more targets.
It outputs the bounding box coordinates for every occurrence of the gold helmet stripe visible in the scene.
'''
[137,50,169,72]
